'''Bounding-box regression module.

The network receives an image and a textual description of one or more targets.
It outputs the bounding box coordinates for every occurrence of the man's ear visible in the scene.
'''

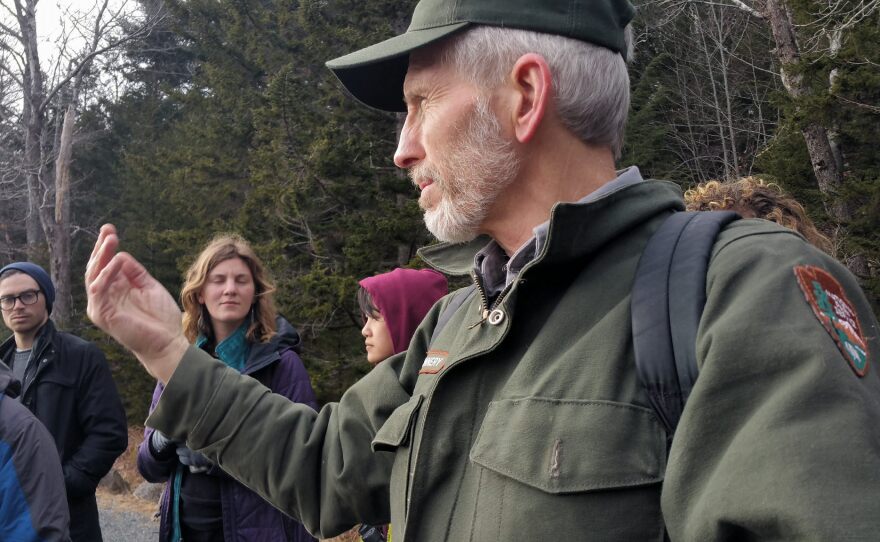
[507,53,552,144]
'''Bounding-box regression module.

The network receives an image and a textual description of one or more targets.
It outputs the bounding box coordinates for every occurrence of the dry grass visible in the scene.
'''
[322,528,361,542]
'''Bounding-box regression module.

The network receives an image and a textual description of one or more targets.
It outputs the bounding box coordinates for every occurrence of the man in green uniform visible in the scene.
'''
[84,0,880,540]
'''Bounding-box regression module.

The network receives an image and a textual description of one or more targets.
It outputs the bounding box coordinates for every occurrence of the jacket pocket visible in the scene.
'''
[371,394,423,452]
[25,369,75,411]
[38,372,76,387]
[468,397,666,540]
[370,394,424,530]
[471,397,665,492]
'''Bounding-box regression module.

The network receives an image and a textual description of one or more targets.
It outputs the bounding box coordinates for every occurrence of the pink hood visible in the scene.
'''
[359,268,448,355]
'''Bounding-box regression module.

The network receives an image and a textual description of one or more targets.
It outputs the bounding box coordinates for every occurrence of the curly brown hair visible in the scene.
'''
[684,177,832,253]
[180,234,278,344]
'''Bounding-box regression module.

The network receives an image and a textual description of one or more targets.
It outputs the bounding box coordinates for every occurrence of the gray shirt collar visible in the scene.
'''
[474,166,645,298]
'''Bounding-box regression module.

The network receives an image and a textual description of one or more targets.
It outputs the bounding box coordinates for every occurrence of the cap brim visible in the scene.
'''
[326,22,470,112]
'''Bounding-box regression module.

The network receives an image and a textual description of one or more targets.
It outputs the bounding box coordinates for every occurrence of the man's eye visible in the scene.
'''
[407,96,425,112]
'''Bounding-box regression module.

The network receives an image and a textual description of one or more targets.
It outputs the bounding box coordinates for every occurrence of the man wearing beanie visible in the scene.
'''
[84,0,879,539]
[0,262,127,542]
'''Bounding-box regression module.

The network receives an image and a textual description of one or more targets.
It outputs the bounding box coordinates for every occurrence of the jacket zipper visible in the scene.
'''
[468,270,514,329]
[406,269,522,535]
[22,341,51,401]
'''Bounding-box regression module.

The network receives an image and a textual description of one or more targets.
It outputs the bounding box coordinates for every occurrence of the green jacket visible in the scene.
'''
[148,180,880,541]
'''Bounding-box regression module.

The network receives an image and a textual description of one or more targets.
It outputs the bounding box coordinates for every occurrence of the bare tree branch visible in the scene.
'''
[0,19,23,40]
[40,11,164,112]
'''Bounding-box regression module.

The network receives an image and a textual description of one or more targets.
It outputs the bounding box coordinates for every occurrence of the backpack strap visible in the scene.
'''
[429,285,477,346]
[631,211,740,441]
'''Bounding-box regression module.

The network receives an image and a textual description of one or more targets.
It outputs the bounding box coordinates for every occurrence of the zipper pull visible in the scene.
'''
[468,270,491,329]
[468,308,489,329]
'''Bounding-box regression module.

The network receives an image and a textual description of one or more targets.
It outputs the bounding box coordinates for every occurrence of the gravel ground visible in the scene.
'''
[99,505,158,542]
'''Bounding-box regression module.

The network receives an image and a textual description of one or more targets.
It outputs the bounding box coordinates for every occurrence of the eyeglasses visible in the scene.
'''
[0,290,41,311]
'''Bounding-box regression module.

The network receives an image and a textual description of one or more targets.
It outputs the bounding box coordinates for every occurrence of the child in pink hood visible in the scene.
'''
[358,268,448,365]
[354,268,447,542]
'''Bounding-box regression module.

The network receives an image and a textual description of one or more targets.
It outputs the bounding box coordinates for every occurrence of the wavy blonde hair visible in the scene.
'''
[684,177,832,253]
[180,234,277,344]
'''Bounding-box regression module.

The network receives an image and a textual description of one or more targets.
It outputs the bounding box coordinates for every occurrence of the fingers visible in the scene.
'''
[87,251,149,310]
[88,224,115,263]
[85,224,119,286]
[118,251,157,290]
[86,251,127,329]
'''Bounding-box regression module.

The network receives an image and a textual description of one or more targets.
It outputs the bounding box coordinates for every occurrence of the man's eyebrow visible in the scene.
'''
[402,77,427,103]
[402,86,418,104]
[0,289,38,296]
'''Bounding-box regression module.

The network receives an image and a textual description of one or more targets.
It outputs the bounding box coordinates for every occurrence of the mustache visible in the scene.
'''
[410,164,441,188]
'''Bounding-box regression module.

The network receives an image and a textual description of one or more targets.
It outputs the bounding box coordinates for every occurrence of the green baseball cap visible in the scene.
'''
[326,0,635,112]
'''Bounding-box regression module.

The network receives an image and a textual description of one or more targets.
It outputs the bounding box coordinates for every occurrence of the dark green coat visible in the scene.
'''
[148,180,880,541]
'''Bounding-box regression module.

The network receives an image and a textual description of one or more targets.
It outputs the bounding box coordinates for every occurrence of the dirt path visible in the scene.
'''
[97,490,158,542]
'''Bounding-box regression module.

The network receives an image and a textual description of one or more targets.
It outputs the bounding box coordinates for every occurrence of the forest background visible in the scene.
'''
[1,0,878,422]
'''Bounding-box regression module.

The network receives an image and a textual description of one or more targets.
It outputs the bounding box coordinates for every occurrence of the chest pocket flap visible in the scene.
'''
[372,394,424,452]
[470,397,666,494]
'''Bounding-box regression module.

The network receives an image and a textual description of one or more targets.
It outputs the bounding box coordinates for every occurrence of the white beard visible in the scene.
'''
[411,97,521,243]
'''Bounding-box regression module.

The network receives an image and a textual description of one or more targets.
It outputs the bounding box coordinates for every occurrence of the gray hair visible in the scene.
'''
[441,26,632,157]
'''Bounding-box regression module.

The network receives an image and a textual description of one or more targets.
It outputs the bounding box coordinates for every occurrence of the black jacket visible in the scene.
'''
[0,320,127,542]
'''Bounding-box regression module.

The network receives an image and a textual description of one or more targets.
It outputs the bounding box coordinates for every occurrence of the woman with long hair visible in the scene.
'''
[137,234,318,542]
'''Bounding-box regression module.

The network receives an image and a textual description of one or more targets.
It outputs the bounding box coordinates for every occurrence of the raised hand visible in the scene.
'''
[85,224,189,384]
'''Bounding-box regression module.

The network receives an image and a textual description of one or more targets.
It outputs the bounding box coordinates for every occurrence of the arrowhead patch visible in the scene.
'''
[794,265,869,377]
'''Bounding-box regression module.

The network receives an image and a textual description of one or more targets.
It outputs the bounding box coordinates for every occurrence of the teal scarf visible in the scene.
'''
[170,323,252,542]
[196,323,251,372]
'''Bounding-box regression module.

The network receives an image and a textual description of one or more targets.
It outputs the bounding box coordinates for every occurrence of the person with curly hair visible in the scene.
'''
[684,177,832,252]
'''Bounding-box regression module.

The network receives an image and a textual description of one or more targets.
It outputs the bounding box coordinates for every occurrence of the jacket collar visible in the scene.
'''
[242,316,302,375]
[30,319,57,359]
[0,319,56,363]
[420,179,685,276]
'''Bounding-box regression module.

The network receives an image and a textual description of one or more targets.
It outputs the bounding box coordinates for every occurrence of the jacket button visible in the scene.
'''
[488,309,505,325]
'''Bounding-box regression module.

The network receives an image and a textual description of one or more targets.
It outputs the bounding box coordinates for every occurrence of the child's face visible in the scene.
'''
[361,312,394,365]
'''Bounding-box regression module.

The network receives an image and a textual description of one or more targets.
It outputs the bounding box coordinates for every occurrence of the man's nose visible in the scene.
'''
[393,117,424,169]
[361,321,370,337]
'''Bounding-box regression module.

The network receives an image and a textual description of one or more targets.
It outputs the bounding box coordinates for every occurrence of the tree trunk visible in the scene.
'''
[693,4,733,178]
[47,105,76,327]
[710,3,740,177]
[764,0,869,277]
[22,99,44,256]
[17,0,45,258]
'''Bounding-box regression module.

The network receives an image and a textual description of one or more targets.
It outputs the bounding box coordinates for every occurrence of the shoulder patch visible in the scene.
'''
[794,265,869,376]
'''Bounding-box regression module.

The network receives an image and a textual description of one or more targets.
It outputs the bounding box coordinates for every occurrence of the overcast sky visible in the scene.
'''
[23,0,132,68]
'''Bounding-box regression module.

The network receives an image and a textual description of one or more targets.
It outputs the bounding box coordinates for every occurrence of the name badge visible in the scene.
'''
[420,350,448,374]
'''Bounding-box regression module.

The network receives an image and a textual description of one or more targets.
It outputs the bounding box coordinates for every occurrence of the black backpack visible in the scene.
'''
[631,210,739,441]
[429,210,740,442]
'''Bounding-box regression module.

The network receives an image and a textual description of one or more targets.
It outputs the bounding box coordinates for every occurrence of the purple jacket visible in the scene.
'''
[137,317,318,542]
